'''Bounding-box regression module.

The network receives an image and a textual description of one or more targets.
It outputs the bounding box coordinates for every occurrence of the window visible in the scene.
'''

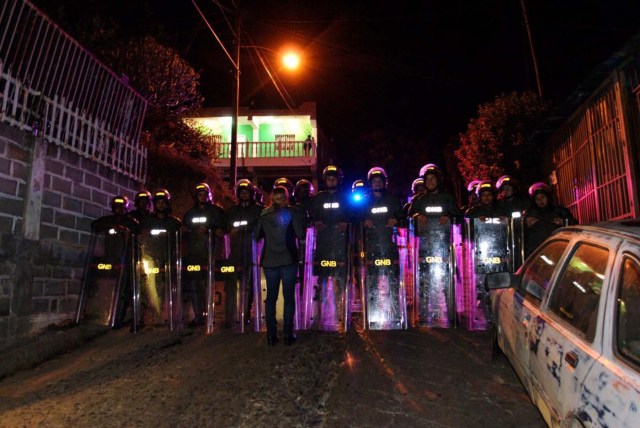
[617,256,640,368]
[519,240,569,304]
[548,243,608,342]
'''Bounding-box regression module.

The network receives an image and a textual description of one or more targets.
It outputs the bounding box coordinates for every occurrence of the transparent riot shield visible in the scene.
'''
[398,226,413,324]
[410,217,456,328]
[180,229,214,331]
[462,217,510,330]
[222,229,260,333]
[363,227,408,330]
[76,228,134,327]
[133,230,181,331]
[510,213,525,271]
[302,224,351,332]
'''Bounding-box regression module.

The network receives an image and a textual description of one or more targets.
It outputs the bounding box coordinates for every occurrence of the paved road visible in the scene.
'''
[0,326,545,427]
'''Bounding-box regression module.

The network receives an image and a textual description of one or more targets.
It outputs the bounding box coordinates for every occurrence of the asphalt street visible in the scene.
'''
[0,324,545,427]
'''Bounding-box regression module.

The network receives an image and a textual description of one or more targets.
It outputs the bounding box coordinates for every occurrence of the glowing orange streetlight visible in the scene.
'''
[282,52,301,70]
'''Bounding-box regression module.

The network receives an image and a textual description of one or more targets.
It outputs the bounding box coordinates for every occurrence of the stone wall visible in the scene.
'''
[0,123,142,347]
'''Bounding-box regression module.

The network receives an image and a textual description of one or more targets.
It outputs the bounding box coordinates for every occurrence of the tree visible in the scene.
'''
[32,1,228,212]
[454,91,549,185]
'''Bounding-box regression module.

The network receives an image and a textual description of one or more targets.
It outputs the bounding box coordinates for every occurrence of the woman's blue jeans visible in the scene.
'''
[263,263,298,337]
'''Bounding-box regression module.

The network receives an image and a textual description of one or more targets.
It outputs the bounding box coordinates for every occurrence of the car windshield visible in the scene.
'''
[548,243,608,342]
[519,240,569,303]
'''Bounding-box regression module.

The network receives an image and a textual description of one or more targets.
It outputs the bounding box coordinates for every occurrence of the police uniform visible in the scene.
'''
[225,199,263,323]
[524,205,577,256]
[309,190,350,271]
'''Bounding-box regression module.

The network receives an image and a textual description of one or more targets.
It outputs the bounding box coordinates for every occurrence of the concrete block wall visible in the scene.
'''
[0,123,143,347]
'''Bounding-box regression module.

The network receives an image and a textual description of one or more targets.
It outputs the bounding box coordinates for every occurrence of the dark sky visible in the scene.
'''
[144,1,640,156]
[34,0,640,171]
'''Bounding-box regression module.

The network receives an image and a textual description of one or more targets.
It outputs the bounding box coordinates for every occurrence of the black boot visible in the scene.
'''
[267,335,278,346]
[283,334,297,346]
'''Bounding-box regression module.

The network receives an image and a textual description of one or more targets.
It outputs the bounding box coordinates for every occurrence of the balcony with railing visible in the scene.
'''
[212,139,316,168]
[189,104,318,171]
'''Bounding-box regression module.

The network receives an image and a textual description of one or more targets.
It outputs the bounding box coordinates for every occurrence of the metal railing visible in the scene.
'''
[213,140,317,161]
[550,76,635,223]
[0,0,148,181]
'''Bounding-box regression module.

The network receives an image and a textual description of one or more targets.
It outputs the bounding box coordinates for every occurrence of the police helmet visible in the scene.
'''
[352,179,366,193]
[322,165,343,182]
[235,179,255,197]
[411,178,426,194]
[419,163,442,180]
[466,180,481,193]
[110,195,130,212]
[273,177,294,193]
[134,190,152,204]
[294,179,314,199]
[153,189,171,204]
[496,175,517,191]
[367,167,388,185]
[476,180,495,197]
[528,182,551,198]
[193,182,212,203]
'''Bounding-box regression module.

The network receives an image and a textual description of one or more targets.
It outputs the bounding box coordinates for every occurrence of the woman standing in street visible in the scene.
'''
[255,186,306,345]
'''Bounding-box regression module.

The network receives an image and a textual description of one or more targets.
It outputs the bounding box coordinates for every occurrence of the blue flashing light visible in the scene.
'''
[352,192,365,204]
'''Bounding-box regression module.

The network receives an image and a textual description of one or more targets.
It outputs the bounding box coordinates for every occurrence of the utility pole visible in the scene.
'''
[229,14,241,187]
[520,0,543,98]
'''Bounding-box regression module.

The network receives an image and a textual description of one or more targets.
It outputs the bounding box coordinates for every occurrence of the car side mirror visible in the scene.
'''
[484,272,514,291]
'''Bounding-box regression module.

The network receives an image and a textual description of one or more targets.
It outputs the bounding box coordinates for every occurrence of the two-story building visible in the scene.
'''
[188,102,325,194]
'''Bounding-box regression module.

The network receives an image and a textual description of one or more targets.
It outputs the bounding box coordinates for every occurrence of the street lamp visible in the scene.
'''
[191,1,302,186]
[229,46,301,186]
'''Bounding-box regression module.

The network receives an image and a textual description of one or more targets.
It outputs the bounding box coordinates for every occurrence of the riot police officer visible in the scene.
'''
[141,189,182,232]
[465,180,508,219]
[496,175,527,217]
[309,168,350,260]
[225,179,263,326]
[293,179,314,224]
[403,177,426,221]
[92,195,140,234]
[90,196,140,329]
[308,166,350,321]
[129,190,153,226]
[137,189,181,329]
[409,164,459,229]
[461,180,481,213]
[524,182,577,256]
[362,167,404,323]
[182,183,225,327]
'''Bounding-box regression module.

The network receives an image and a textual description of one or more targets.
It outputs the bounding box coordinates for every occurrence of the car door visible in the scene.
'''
[498,239,570,391]
[529,239,613,425]
[576,246,640,428]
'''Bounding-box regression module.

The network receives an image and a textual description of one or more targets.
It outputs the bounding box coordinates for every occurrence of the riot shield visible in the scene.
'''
[363,226,408,330]
[302,224,351,331]
[76,228,134,327]
[510,213,525,271]
[180,229,214,331]
[222,229,260,333]
[462,217,510,330]
[133,230,181,331]
[410,217,456,328]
